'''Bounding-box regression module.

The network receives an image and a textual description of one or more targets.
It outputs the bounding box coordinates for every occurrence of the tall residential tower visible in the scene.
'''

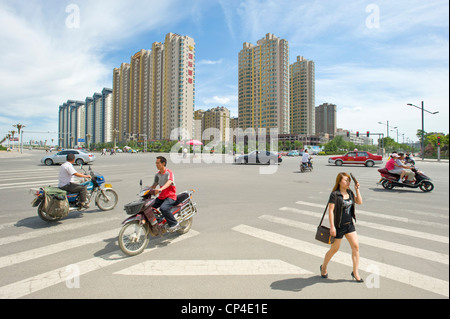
[238,33,290,134]
[290,56,315,135]
[112,33,195,142]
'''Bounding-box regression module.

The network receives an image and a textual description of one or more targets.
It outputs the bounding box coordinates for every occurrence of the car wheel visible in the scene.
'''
[365,160,374,167]
[75,158,84,166]
[335,160,343,166]
[44,159,53,166]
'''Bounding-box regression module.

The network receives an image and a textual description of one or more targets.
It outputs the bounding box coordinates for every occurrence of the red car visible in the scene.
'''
[328,151,383,167]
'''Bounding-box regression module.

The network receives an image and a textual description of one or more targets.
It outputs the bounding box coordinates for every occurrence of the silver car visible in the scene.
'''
[41,149,96,166]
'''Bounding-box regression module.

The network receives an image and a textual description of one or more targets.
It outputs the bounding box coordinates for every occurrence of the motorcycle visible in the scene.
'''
[300,160,313,173]
[377,166,434,192]
[118,181,197,256]
[404,155,415,165]
[31,165,118,222]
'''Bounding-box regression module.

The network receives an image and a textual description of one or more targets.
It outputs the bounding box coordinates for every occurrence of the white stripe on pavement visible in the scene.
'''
[232,224,449,298]
[0,230,199,299]
[0,216,121,246]
[114,259,313,276]
[296,200,449,227]
[281,207,449,244]
[0,229,118,270]
[259,215,449,265]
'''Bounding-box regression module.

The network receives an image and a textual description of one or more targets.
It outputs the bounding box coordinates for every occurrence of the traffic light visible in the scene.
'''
[367,131,370,137]
[346,131,350,137]
[437,136,441,147]
[356,131,359,137]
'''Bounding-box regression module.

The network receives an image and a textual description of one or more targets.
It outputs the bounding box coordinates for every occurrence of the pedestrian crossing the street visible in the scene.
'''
[0,197,448,298]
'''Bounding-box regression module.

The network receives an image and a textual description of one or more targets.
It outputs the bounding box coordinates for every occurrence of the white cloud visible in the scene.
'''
[197,59,224,65]
[0,0,190,138]
[316,64,449,140]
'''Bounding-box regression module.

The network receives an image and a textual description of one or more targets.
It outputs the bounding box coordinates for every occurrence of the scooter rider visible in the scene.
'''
[302,149,312,168]
[150,156,180,232]
[59,153,91,208]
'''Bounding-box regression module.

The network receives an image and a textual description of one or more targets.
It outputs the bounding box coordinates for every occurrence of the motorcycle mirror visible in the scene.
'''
[140,179,142,189]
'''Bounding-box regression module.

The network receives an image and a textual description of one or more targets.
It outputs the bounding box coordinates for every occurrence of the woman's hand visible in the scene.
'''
[330,226,336,237]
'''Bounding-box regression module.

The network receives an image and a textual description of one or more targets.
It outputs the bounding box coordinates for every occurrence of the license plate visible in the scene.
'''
[104,184,112,188]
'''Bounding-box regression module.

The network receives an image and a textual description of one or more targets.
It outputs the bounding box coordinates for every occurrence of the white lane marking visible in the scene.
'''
[0,229,118,270]
[0,216,121,247]
[260,215,449,265]
[296,200,449,225]
[114,259,312,276]
[282,207,449,244]
[0,230,199,299]
[232,224,449,298]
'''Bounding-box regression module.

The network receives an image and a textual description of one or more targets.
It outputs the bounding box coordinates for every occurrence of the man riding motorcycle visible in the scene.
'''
[301,149,312,168]
[150,156,180,232]
[58,153,91,208]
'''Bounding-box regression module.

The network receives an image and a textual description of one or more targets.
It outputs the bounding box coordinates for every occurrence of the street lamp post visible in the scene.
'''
[378,121,390,137]
[407,101,439,161]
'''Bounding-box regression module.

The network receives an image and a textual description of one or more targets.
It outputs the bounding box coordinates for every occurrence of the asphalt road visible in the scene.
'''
[0,150,448,301]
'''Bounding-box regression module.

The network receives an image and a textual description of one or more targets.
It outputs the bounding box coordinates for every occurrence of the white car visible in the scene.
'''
[41,149,96,166]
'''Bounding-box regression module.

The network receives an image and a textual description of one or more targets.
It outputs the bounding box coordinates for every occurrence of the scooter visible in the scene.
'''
[31,165,118,222]
[300,160,313,173]
[377,166,434,192]
[118,181,197,256]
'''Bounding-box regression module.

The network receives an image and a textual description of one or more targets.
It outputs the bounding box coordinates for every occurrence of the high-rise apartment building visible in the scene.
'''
[59,100,84,148]
[238,33,290,134]
[315,103,337,136]
[113,63,131,140]
[112,32,195,142]
[290,56,315,135]
[58,88,113,148]
[195,106,231,143]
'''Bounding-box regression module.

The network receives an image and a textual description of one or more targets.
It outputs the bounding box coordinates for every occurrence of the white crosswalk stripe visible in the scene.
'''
[228,198,449,297]
[0,230,199,299]
[281,206,449,244]
[233,224,449,298]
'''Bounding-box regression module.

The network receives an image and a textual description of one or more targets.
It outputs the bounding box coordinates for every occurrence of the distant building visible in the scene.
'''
[290,56,315,135]
[238,33,290,134]
[112,33,195,142]
[315,103,337,137]
[194,106,231,143]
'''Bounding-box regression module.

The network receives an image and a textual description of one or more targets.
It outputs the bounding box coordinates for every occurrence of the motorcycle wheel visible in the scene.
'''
[96,189,118,211]
[419,181,434,193]
[118,221,149,256]
[177,218,193,235]
[37,207,62,222]
[300,166,305,173]
[382,180,394,190]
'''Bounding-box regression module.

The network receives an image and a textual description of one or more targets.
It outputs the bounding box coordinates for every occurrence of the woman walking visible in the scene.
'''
[320,172,364,282]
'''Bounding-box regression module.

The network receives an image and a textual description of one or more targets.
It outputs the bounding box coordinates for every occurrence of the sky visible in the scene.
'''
[0,0,448,145]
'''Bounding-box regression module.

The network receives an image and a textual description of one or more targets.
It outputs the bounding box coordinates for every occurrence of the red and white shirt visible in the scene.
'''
[153,168,177,201]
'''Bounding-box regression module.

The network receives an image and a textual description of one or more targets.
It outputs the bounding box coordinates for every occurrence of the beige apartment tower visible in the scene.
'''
[195,106,231,143]
[238,33,290,134]
[290,56,315,135]
[113,33,195,142]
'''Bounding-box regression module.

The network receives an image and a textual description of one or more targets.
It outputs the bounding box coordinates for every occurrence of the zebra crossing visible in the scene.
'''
[232,200,449,298]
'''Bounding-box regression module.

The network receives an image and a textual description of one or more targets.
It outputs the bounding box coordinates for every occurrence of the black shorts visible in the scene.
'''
[335,223,356,239]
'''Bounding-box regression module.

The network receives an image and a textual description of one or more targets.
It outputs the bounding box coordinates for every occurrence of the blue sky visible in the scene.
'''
[0,0,448,144]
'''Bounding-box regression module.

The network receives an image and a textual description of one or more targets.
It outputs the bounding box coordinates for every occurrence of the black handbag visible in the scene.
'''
[315,204,335,244]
